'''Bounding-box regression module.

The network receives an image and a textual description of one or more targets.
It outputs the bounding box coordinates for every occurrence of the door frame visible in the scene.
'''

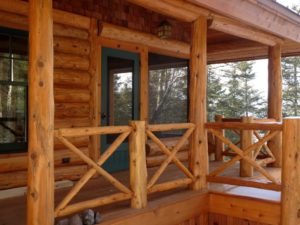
[100,47,140,172]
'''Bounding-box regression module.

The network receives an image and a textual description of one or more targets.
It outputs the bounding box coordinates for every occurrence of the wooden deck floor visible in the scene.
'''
[0,161,281,225]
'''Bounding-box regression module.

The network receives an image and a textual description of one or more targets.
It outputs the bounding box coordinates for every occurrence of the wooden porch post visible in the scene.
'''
[189,17,208,191]
[240,116,253,177]
[268,44,282,167]
[281,118,300,225]
[129,121,148,208]
[140,47,149,122]
[27,0,54,225]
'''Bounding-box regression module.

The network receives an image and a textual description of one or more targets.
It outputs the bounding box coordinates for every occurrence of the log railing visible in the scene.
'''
[213,115,278,167]
[53,121,198,217]
[54,125,133,217]
[145,123,196,194]
[205,121,282,191]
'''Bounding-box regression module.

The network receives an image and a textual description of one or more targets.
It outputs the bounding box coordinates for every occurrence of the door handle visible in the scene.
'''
[101,113,107,119]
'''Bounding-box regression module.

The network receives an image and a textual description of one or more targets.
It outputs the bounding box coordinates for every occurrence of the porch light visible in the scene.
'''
[157,20,172,39]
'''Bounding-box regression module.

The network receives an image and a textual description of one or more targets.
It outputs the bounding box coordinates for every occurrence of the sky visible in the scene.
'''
[250,0,298,98]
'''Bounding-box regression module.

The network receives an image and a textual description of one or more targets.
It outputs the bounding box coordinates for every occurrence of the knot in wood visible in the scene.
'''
[37,60,44,68]
[31,153,37,161]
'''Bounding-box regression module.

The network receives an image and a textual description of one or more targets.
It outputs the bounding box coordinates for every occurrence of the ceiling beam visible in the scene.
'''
[187,0,300,43]
[209,15,283,46]
[128,0,283,46]
[127,0,198,22]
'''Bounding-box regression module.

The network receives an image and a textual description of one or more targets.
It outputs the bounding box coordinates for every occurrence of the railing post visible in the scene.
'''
[240,116,253,177]
[129,121,148,209]
[281,118,300,225]
[215,115,224,161]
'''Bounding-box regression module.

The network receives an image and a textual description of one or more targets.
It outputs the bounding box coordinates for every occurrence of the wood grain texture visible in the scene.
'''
[27,0,54,224]
[281,118,300,225]
[268,44,282,167]
[189,17,208,190]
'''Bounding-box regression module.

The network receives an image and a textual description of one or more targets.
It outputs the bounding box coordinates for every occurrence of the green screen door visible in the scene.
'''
[101,47,139,172]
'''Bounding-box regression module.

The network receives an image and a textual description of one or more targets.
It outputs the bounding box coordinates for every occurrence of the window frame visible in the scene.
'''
[148,53,190,138]
[0,27,28,154]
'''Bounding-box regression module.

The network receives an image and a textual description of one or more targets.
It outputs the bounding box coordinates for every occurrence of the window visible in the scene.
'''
[148,53,189,136]
[0,27,28,153]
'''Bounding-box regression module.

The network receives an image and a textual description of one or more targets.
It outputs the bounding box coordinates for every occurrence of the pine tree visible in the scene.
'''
[282,57,300,117]
[221,61,267,118]
[207,64,226,121]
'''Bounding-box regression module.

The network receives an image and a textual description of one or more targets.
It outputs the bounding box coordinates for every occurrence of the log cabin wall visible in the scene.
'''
[0,0,192,189]
[0,3,95,189]
[52,0,191,43]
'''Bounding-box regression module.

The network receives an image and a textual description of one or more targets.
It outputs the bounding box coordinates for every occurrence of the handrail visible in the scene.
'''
[55,125,132,137]
[205,122,282,131]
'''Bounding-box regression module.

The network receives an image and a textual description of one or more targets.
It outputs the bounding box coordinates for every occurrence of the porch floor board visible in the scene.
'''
[0,161,281,225]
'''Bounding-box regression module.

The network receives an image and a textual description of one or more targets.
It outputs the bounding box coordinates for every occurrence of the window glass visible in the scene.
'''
[149,53,189,125]
[0,28,28,153]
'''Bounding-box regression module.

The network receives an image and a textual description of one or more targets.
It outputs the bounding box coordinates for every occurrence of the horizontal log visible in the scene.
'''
[100,37,143,53]
[55,103,90,118]
[0,0,90,30]
[55,118,91,129]
[54,23,89,40]
[56,126,132,137]
[54,53,90,71]
[54,36,90,56]
[205,122,283,131]
[146,151,189,168]
[56,193,132,217]
[127,0,198,22]
[0,148,89,173]
[0,165,87,190]
[147,178,192,194]
[100,23,190,59]
[146,137,189,156]
[0,10,27,30]
[207,176,281,191]
[209,15,283,46]
[147,123,195,132]
[54,87,90,103]
[54,69,90,89]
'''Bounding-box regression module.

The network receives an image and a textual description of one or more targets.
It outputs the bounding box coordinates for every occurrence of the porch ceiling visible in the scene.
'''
[127,0,300,44]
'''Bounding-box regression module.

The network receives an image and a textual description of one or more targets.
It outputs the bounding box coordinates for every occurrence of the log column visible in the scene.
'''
[140,47,149,122]
[281,118,300,225]
[129,121,147,208]
[27,0,54,225]
[189,17,208,190]
[268,44,282,167]
[240,116,253,177]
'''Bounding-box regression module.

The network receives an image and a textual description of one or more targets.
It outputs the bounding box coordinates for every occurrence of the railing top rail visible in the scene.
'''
[205,122,283,131]
[55,125,132,137]
[147,123,195,132]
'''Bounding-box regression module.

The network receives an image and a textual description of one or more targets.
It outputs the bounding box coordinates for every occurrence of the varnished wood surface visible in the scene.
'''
[0,162,281,225]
